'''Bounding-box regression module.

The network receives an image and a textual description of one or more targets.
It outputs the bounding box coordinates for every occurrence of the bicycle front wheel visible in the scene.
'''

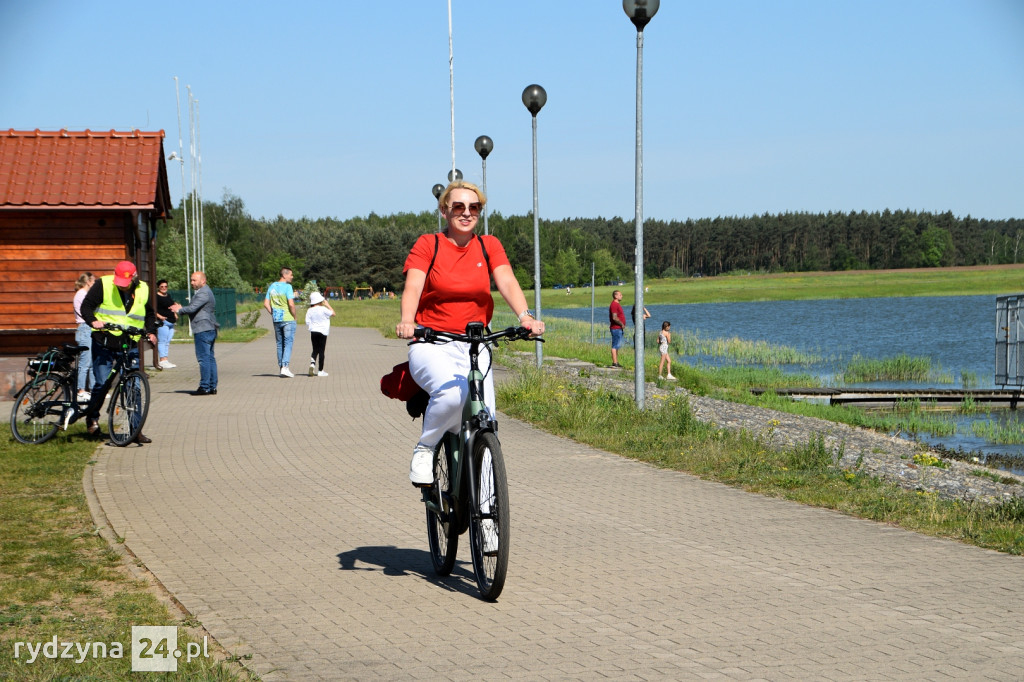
[10,377,68,445]
[426,439,459,576]
[468,431,510,601]
[108,370,150,446]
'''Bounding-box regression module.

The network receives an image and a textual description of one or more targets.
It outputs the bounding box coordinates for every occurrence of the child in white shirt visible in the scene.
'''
[305,292,335,376]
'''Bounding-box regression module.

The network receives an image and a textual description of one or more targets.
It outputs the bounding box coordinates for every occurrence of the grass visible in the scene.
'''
[674,330,822,365]
[970,417,1024,445]
[496,366,1024,555]
[0,428,244,680]
[549,264,1024,308]
[841,353,952,383]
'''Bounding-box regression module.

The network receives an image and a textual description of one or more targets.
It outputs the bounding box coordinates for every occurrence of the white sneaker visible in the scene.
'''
[480,518,498,555]
[61,406,75,430]
[308,362,316,377]
[666,373,676,380]
[317,370,329,377]
[159,360,176,369]
[280,366,295,377]
[409,445,434,486]
[77,391,91,403]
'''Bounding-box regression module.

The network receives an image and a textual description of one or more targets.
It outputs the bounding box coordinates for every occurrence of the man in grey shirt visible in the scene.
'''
[171,271,219,395]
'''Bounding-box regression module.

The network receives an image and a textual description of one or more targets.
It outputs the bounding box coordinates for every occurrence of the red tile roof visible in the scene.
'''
[0,129,171,214]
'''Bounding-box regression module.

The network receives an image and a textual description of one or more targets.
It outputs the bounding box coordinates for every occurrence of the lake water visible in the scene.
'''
[548,295,1024,475]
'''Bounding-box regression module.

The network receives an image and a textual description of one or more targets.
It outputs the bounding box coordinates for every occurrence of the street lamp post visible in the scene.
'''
[522,84,547,367]
[431,183,445,233]
[474,135,493,235]
[623,0,659,409]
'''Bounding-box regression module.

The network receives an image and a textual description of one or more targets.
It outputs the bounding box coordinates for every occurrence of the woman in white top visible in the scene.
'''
[657,320,675,380]
[72,272,95,400]
[304,291,335,376]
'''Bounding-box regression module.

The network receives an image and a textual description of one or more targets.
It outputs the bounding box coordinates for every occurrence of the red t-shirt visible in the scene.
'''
[609,300,625,330]
[404,234,511,333]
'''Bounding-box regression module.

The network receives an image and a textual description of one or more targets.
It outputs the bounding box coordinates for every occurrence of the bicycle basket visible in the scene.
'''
[26,347,74,377]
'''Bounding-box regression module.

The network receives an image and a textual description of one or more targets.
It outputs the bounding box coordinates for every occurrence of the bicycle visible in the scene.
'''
[89,324,152,446]
[9,343,88,445]
[412,322,542,600]
[10,324,152,446]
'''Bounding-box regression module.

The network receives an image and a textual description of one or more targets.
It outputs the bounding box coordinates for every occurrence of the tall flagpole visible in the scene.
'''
[447,0,456,181]
[174,77,189,291]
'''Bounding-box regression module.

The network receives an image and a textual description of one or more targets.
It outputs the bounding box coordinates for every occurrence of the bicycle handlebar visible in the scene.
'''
[100,323,145,338]
[413,325,544,345]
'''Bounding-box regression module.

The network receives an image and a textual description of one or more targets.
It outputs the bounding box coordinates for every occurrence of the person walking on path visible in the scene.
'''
[76,260,157,442]
[609,290,625,368]
[72,272,95,403]
[264,267,297,377]
[155,279,178,369]
[657,321,675,380]
[396,180,544,489]
[170,272,219,396]
[305,291,335,376]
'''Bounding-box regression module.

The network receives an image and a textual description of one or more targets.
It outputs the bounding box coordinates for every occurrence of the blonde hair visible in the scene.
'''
[75,272,94,290]
[437,180,487,212]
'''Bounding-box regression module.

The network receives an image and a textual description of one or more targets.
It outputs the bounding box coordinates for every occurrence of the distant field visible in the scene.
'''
[544,264,1024,307]
[337,265,1024,328]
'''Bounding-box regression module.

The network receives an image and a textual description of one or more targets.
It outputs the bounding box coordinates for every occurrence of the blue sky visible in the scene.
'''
[3,1,1022,222]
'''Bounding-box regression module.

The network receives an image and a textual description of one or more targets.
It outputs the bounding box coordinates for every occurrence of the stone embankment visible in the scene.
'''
[508,353,1024,504]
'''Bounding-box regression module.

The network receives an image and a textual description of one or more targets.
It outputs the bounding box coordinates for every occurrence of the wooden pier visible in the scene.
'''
[749,387,1024,409]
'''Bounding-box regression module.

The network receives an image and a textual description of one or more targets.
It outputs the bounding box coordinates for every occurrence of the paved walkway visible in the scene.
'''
[87,323,1024,680]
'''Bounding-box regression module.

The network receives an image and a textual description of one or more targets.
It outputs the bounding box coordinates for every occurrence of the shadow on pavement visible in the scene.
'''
[336,545,479,596]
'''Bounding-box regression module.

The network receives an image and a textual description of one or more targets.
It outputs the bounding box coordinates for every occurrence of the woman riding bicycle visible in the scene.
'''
[396,181,544,486]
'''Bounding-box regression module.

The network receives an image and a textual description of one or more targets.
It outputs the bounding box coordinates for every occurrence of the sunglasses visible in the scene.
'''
[449,202,482,216]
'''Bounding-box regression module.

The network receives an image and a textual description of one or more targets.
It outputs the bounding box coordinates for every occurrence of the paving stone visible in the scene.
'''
[88,323,1024,680]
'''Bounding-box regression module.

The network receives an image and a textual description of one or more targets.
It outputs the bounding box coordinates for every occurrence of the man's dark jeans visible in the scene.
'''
[194,329,218,391]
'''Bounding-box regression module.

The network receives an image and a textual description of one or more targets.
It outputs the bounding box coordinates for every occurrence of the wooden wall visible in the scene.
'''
[0,210,140,355]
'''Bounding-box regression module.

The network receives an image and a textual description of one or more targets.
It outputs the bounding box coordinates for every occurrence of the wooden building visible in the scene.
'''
[0,128,172,397]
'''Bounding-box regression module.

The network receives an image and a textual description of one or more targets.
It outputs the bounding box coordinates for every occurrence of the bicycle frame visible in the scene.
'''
[420,323,498,529]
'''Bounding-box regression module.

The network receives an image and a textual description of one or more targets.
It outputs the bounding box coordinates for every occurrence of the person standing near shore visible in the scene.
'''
[609,290,625,368]
[170,272,219,395]
[305,291,335,376]
[263,268,297,377]
[658,321,675,380]
[155,279,178,368]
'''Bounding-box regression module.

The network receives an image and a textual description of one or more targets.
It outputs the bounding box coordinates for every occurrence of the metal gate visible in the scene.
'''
[995,295,1024,386]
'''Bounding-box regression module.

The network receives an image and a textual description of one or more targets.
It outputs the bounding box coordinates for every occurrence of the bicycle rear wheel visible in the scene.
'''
[108,370,150,446]
[10,377,69,445]
[468,431,510,600]
[426,439,459,575]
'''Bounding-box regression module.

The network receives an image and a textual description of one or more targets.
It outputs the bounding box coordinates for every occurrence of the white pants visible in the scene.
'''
[408,340,495,449]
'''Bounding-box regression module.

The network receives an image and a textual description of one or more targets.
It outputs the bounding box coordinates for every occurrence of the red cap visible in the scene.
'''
[113,260,137,287]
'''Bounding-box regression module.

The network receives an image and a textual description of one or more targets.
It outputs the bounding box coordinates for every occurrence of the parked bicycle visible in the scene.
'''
[9,324,150,446]
[9,343,87,445]
[413,322,542,600]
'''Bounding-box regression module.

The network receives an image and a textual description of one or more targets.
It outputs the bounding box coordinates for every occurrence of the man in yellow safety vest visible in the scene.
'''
[77,260,158,442]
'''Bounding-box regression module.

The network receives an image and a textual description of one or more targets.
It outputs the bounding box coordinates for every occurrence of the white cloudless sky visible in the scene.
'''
[2,0,1022,222]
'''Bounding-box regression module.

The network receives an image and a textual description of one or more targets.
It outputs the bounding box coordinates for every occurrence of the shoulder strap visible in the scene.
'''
[476,234,492,273]
[426,234,440,278]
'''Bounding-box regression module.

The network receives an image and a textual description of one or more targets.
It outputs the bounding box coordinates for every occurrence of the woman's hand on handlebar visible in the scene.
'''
[396,321,418,339]
[521,317,545,337]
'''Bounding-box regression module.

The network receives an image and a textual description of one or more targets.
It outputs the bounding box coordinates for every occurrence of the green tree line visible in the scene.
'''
[156,191,1024,292]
